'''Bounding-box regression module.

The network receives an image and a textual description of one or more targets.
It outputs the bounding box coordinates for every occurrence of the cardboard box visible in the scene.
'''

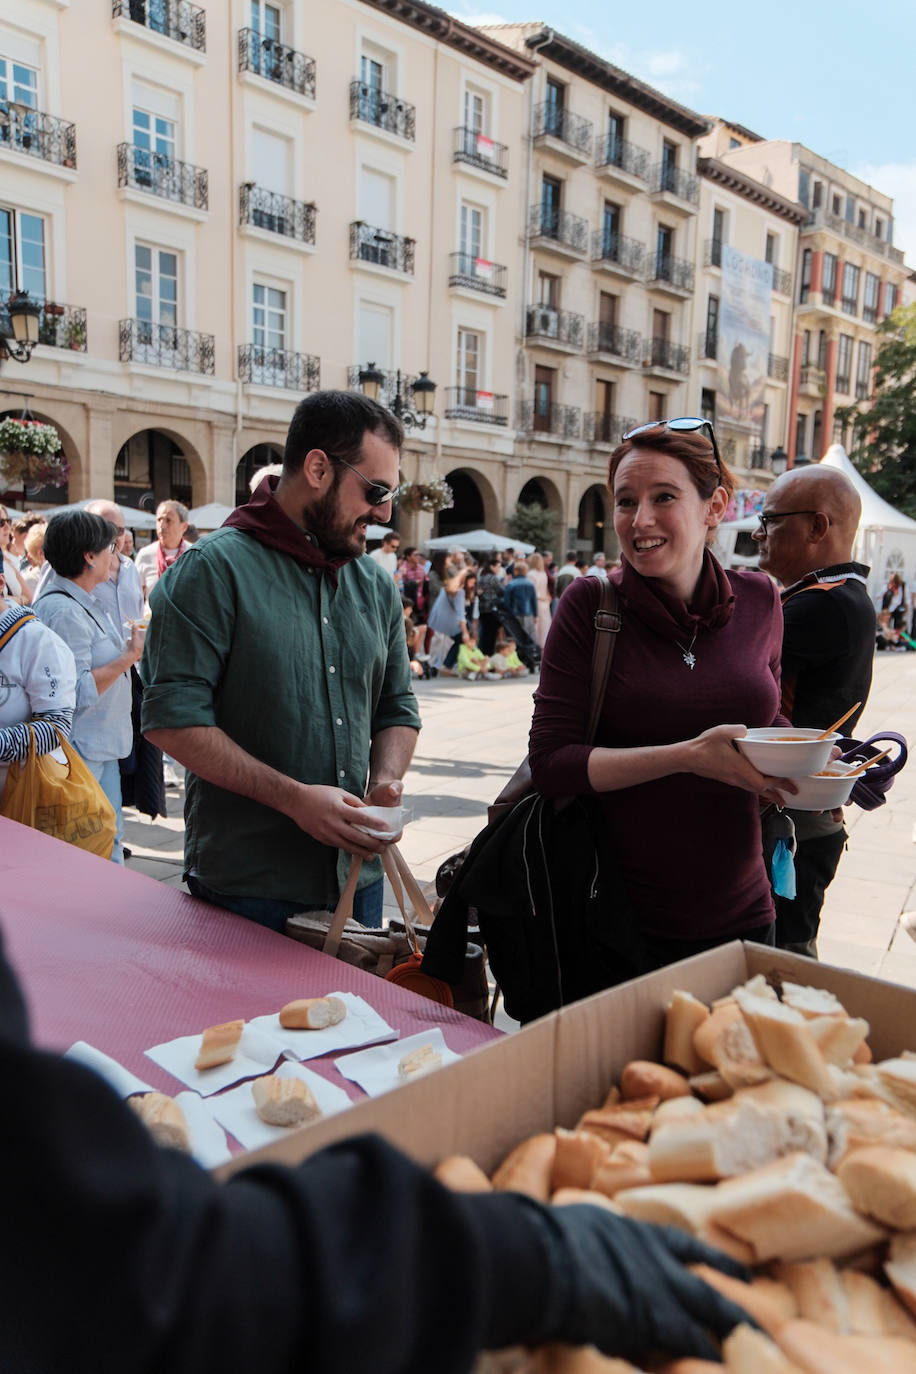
[219,941,916,1180]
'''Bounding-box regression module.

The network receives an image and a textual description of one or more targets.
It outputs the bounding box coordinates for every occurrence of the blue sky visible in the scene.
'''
[450,0,916,266]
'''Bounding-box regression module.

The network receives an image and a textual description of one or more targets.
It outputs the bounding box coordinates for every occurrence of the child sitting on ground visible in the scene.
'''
[489,639,528,677]
[456,635,490,680]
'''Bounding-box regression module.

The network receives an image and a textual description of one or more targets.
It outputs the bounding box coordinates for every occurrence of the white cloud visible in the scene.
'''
[852,162,916,269]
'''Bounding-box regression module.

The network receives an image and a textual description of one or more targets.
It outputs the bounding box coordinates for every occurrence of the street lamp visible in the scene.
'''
[1,290,42,364]
[770,446,788,477]
[358,362,436,431]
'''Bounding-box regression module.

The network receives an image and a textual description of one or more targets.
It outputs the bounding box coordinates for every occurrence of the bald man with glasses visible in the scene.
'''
[753,464,876,957]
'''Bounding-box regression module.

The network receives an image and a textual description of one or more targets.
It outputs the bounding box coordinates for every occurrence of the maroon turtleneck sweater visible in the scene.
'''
[529,553,786,942]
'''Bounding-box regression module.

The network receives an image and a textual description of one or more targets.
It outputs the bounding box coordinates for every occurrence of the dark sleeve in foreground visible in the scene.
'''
[528,575,602,796]
[0,940,560,1374]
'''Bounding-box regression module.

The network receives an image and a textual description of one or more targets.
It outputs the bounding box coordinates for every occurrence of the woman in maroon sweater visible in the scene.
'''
[529,421,794,967]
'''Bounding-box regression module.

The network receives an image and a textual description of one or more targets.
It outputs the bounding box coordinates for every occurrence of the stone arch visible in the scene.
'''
[517,474,563,517]
[113,425,207,513]
[0,403,81,506]
[437,466,500,536]
[236,440,284,503]
[577,484,611,557]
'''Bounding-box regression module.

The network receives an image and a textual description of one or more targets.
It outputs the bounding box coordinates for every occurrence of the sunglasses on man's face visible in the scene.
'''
[330,454,400,507]
[622,417,723,482]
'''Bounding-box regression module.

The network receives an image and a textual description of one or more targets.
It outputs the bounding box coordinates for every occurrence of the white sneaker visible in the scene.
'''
[163,764,182,787]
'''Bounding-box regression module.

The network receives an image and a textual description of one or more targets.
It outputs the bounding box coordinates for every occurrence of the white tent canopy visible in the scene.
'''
[422,529,535,555]
[43,499,156,529]
[188,502,235,529]
[821,445,916,601]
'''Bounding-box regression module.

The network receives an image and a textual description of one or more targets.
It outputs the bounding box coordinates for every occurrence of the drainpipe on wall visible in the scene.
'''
[521,31,553,364]
[430,39,444,483]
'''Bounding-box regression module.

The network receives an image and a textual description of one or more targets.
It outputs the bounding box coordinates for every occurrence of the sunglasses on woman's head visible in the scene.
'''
[622,417,723,482]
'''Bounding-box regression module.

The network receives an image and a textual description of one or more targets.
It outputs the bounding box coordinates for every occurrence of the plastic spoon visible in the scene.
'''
[817,701,862,739]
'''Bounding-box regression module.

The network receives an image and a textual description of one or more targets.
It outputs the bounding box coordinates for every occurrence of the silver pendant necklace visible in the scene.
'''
[674,628,699,669]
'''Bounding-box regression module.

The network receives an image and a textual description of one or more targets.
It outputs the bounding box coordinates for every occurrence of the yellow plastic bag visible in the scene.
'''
[1,727,116,859]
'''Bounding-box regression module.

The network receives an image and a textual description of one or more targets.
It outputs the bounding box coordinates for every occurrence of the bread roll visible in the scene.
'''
[129,1091,190,1152]
[435,1155,494,1193]
[840,1269,916,1339]
[590,1141,652,1199]
[525,1345,638,1373]
[774,1259,847,1333]
[808,1017,870,1067]
[576,1100,657,1145]
[549,1188,622,1214]
[875,1059,916,1115]
[733,991,836,1099]
[827,1099,916,1170]
[688,1265,797,1336]
[279,997,347,1030]
[398,1043,442,1078]
[491,1134,556,1200]
[689,1070,734,1101]
[722,1324,805,1374]
[697,1221,756,1266]
[780,984,848,1020]
[619,1060,691,1102]
[776,1319,916,1374]
[837,1146,916,1230]
[693,1001,772,1089]
[614,1181,720,1234]
[664,989,710,1074]
[885,1233,916,1319]
[194,1018,244,1070]
[251,1074,321,1127]
[551,1129,612,1193]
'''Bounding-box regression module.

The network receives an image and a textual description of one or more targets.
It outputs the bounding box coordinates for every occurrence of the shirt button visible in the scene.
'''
[329,665,336,674]
[339,769,345,778]
[323,617,328,624]
[336,717,343,726]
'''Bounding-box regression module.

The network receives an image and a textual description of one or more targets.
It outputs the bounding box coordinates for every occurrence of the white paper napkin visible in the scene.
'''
[207,1060,352,1152]
[334,1028,460,1098]
[173,1091,232,1168]
[248,992,398,1061]
[145,1022,284,1097]
[66,1040,156,1098]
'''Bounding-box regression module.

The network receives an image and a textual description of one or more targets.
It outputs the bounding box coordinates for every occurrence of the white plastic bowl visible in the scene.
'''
[734,727,841,778]
[775,760,857,811]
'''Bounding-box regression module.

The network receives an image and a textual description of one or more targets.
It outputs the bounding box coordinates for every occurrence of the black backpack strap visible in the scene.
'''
[585,579,621,744]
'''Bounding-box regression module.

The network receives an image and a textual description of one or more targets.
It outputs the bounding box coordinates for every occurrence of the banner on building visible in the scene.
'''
[717,246,772,433]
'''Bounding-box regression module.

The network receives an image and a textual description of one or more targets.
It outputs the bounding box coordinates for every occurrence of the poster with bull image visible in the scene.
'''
[716,245,773,433]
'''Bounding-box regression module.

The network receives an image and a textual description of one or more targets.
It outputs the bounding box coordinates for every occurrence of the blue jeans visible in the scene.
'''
[187,874,385,934]
[83,756,124,864]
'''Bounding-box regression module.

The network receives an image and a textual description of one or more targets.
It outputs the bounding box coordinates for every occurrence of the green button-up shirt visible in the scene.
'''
[140,527,420,905]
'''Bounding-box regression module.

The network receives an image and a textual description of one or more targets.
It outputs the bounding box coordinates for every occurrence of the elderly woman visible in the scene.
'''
[529,418,795,978]
[33,510,146,863]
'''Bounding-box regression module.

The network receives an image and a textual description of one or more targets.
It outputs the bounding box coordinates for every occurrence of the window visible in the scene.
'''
[358,166,394,233]
[250,127,291,196]
[798,169,810,205]
[704,294,719,358]
[0,209,46,300]
[822,252,837,305]
[596,378,614,414]
[799,248,811,303]
[134,243,178,358]
[656,224,673,278]
[875,217,884,240]
[812,409,823,459]
[812,179,823,209]
[132,107,177,188]
[701,388,716,424]
[856,340,872,400]
[841,262,860,315]
[252,283,286,352]
[795,410,807,458]
[729,137,740,150]
[540,174,561,234]
[456,328,481,394]
[863,272,880,324]
[858,209,867,230]
[598,291,617,326]
[464,86,487,136]
[602,201,621,256]
[533,364,554,431]
[765,232,776,266]
[817,330,826,370]
[802,330,811,366]
[358,301,392,369]
[251,0,281,41]
[537,271,558,308]
[884,282,898,317]
[0,56,38,107]
[845,196,855,224]
[648,391,665,422]
[832,194,841,216]
[653,307,669,343]
[835,334,852,394]
[357,52,391,125]
[606,111,625,164]
[544,77,565,137]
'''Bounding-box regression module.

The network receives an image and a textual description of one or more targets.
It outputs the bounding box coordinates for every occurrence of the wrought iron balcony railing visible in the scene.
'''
[800,364,825,389]
[770,264,791,294]
[112,0,205,52]
[591,230,646,275]
[0,103,77,169]
[448,253,507,297]
[698,329,718,361]
[528,204,588,253]
[586,321,644,363]
[0,297,87,351]
[349,81,415,141]
[650,162,698,204]
[767,352,789,381]
[120,318,215,373]
[584,412,636,445]
[650,252,695,292]
[118,142,208,209]
[349,222,414,274]
[804,207,905,265]
[237,28,315,99]
[532,101,592,155]
[517,400,581,438]
[240,185,316,244]
[526,306,584,348]
[443,388,509,425]
[704,238,723,268]
[646,337,690,373]
[835,373,851,396]
[347,366,417,411]
[749,446,771,470]
[238,344,319,391]
[453,126,508,178]
[594,134,649,180]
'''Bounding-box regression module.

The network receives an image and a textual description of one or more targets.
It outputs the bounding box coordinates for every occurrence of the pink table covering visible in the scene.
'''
[0,818,499,1136]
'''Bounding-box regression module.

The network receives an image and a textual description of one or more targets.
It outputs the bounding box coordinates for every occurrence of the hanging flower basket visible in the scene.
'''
[397,476,453,514]
[0,417,69,489]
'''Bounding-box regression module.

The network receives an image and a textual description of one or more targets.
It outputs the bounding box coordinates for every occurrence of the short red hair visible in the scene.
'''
[608,424,735,502]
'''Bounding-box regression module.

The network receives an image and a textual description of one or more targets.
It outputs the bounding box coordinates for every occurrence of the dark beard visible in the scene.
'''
[303,486,366,559]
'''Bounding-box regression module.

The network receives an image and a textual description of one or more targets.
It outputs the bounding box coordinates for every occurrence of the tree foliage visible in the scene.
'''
[836,303,916,518]
[505,500,561,552]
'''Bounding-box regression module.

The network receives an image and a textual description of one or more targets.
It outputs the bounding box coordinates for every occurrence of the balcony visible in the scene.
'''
[591,230,646,281]
[584,412,637,445]
[648,252,695,296]
[587,321,643,366]
[443,388,509,425]
[704,239,723,269]
[0,297,87,352]
[447,253,507,298]
[518,400,581,439]
[532,101,592,163]
[804,207,905,265]
[526,307,584,351]
[649,162,698,210]
[529,204,588,259]
[349,223,414,276]
[347,366,417,411]
[767,352,789,382]
[644,337,690,375]
[799,364,826,396]
[749,447,771,471]
[453,126,508,179]
[112,0,206,53]
[237,29,316,102]
[0,104,77,170]
[770,264,792,295]
[117,142,208,211]
[594,134,649,188]
[239,185,316,246]
[696,330,718,362]
[349,81,415,143]
[120,318,214,374]
[238,344,319,391]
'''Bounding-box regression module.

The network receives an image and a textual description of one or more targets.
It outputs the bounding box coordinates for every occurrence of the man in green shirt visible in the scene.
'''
[141,391,420,930]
